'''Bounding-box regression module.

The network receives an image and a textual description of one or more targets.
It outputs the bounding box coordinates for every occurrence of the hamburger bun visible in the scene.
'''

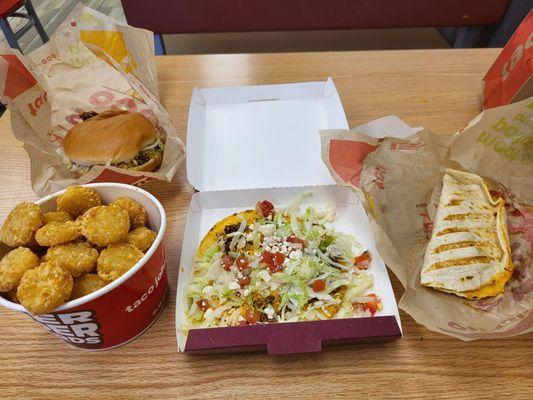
[63,110,162,172]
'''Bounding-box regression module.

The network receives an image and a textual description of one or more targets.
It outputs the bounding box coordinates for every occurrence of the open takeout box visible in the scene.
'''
[176,78,402,354]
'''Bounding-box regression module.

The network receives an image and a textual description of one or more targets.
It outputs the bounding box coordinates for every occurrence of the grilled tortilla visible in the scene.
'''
[420,169,513,299]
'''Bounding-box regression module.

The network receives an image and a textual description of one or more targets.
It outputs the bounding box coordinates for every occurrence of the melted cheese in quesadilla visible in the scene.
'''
[420,169,513,299]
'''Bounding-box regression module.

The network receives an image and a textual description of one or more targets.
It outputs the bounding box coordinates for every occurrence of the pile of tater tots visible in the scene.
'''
[0,186,157,314]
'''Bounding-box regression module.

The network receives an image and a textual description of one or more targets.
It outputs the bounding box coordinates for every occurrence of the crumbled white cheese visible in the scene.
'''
[243,289,250,296]
[264,305,275,318]
[259,224,275,236]
[228,281,240,290]
[201,285,214,297]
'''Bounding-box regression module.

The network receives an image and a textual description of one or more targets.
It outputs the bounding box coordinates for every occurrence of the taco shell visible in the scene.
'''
[196,210,259,258]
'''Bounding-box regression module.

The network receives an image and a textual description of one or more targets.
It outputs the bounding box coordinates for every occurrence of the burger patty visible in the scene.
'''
[114,147,162,169]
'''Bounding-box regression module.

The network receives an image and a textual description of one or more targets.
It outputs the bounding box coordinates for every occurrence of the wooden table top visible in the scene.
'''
[1,49,531,400]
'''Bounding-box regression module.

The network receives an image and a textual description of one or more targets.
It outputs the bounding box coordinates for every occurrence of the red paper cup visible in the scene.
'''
[0,183,168,350]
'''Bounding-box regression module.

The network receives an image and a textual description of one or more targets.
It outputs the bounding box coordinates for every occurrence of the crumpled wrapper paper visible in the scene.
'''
[320,99,532,340]
[0,4,185,195]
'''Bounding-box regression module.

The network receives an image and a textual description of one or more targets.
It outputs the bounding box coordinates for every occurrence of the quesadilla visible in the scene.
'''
[185,196,381,329]
[420,169,513,299]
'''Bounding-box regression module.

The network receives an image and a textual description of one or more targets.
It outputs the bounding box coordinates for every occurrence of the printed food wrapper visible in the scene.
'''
[0,4,185,195]
[320,99,532,340]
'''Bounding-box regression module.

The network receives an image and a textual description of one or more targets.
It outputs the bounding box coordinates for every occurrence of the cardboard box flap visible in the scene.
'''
[187,78,349,192]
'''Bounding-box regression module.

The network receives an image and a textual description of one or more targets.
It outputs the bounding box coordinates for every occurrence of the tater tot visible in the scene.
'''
[0,202,43,247]
[35,221,82,247]
[17,261,73,314]
[43,241,99,277]
[56,186,101,217]
[110,197,147,229]
[70,274,107,300]
[97,243,143,282]
[0,247,39,292]
[126,227,157,252]
[81,206,130,246]
[43,211,72,224]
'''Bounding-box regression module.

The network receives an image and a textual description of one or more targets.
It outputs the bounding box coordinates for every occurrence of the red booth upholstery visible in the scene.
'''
[121,0,510,34]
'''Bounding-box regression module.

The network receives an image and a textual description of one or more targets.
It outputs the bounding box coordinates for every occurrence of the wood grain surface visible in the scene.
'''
[0,49,531,400]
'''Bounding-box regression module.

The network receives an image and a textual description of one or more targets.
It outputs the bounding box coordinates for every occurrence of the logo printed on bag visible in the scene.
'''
[27,91,48,116]
[390,142,425,151]
[416,203,433,240]
[32,311,102,346]
[476,110,532,164]
[371,165,386,189]
[502,32,533,81]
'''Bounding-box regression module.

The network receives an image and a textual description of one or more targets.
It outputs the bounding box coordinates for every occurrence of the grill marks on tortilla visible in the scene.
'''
[420,169,514,298]
[427,256,494,271]
[444,212,493,221]
[426,176,501,273]
[436,227,470,236]
[446,199,462,206]
[435,227,496,238]
[432,240,490,254]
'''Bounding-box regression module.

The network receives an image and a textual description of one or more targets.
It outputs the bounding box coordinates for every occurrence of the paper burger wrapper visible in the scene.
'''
[0,183,168,350]
[0,4,185,196]
[320,98,533,340]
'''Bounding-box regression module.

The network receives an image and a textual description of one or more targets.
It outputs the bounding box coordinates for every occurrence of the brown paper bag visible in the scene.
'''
[0,4,185,195]
[321,99,532,340]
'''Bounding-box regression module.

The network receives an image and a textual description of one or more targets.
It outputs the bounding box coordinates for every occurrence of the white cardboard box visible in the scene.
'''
[177,79,402,354]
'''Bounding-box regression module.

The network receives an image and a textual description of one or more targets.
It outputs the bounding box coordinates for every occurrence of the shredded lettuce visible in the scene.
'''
[185,194,380,329]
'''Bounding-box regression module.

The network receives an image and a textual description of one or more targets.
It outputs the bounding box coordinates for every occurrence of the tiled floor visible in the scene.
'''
[1,0,449,54]
[3,0,123,52]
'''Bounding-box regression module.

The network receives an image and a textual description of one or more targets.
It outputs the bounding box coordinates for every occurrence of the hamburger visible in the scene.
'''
[63,109,164,174]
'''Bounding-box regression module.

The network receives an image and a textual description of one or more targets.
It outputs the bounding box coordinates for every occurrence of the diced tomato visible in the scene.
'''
[273,252,285,266]
[286,235,306,248]
[355,251,372,269]
[358,294,381,317]
[235,256,249,270]
[245,308,260,324]
[311,279,326,292]
[354,251,371,264]
[256,200,275,218]
[221,255,234,271]
[268,263,283,273]
[261,250,284,273]
[196,299,209,312]
[260,251,273,265]
[238,276,251,287]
